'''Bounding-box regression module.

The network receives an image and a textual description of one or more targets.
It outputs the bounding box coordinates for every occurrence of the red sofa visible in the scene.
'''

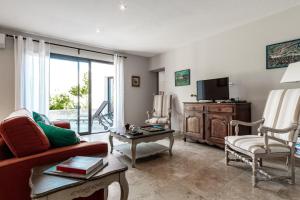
[0,109,108,200]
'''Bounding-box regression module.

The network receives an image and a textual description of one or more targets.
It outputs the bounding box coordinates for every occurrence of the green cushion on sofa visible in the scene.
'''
[33,111,44,122]
[33,111,52,125]
[37,122,80,147]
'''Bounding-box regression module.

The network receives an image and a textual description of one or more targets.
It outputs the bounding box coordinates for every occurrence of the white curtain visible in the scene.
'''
[14,36,50,114]
[113,54,125,133]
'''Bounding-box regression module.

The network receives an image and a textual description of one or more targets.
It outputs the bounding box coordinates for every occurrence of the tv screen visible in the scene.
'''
[197,77,229,101]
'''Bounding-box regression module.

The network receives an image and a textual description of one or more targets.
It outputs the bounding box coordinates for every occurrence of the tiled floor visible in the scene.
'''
[83,133,300,200]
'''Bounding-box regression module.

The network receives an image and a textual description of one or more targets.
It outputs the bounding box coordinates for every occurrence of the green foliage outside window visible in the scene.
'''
[49,94,74,110]
[69,73,89,97]
[49,72,89,110]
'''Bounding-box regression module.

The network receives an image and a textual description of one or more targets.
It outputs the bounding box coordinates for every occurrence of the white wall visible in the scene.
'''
[124,54,157,126]
[0,29,157,126]
[150,5,300,131]
[0,37,14,119]
[158,71,165,93]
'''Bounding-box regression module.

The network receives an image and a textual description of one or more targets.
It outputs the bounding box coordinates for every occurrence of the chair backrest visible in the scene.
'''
[153,95,163,117]
[273,88,300,142]
[162,95,172,118]
[262,89,286,128]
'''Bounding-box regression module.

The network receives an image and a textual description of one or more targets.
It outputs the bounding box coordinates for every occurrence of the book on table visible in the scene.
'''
[56,156,103,174]
[44,156,108,179]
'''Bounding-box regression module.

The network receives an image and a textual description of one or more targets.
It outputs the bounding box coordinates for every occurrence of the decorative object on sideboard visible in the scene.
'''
[0,33,5,49]
[131,76,140,87]
[280,61,300,83]
[266,38,300,69]
[175,69,190,86]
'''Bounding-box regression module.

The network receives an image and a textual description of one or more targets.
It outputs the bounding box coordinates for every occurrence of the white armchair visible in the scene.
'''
[145,94,172,129]
[225,89,300,187]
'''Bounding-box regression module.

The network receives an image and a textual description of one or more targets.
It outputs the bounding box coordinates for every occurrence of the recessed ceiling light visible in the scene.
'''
[96,28,101,33]
[119,2,127,11]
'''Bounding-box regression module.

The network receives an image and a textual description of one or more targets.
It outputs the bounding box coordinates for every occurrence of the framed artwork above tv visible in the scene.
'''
[175,69,190,86]
[266,38,300,69]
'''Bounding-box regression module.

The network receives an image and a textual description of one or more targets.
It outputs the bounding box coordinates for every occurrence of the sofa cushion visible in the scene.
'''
[0,116,50,157]
[32,111,52,125]
[225,135,290,154]
[52,121,71,129]
[37,122,80,148]
[146,117,169,124]
[157,117,169,124]
[145,118,159,124]
[0,137,13,160]
[6,108,33,120]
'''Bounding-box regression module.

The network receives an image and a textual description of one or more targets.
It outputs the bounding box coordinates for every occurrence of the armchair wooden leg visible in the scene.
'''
[252,155,257,187]
[258,158,263,167]
[288,154,296,185]
[225,144,229,166]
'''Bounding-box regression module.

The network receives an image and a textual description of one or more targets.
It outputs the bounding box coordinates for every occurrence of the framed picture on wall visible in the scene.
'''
[131,76,140,87]
[266,38,300,69]
[175,69,190,86]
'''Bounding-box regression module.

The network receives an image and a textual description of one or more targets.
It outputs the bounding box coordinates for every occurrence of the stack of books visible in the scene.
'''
[44,156,108,179]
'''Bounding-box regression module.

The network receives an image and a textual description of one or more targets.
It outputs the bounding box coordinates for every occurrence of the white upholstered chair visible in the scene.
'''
[225,89,300,187]
[145,94,172,128]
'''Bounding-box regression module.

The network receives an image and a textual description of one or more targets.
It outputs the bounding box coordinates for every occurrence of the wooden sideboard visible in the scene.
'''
[183,102,251,148]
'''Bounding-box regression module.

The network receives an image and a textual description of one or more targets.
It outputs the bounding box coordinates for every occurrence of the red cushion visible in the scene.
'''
[0,116,50,157]
[52,121,71,129]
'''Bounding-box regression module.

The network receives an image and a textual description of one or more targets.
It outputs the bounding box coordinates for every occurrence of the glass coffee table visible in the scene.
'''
[109,129,175,167]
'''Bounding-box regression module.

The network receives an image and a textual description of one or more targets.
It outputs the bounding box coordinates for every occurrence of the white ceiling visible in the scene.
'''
[0,0,300,57]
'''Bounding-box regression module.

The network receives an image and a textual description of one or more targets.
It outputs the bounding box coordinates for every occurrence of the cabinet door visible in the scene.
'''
[184,111,204,140]
[206,114,232,145]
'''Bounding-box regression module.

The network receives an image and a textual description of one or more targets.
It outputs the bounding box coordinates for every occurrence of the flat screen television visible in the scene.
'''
[197,77,229,101]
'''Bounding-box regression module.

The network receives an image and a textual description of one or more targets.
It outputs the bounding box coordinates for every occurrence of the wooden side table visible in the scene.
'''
[30,156,128,200]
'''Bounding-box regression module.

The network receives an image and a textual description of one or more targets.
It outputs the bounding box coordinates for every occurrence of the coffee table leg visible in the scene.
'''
[131,142,137,168]
[119,172,129,200]
[104,187,108,200]
[109,134,113,153]
[169,134,174,156]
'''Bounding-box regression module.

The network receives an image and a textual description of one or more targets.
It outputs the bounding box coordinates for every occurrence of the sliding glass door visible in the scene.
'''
[48,54,114,135]
[91,62,114,133]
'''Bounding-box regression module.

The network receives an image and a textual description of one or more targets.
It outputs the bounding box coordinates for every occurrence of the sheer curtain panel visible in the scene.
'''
[113,54,125,133]
[14,36,50,114]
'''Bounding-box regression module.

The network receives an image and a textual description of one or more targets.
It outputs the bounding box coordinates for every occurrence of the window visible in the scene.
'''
[48,54,114,134]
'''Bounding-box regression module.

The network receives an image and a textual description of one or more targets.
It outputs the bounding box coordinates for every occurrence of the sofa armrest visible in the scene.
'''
[52,121,71,129]
[0,141,108,200]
